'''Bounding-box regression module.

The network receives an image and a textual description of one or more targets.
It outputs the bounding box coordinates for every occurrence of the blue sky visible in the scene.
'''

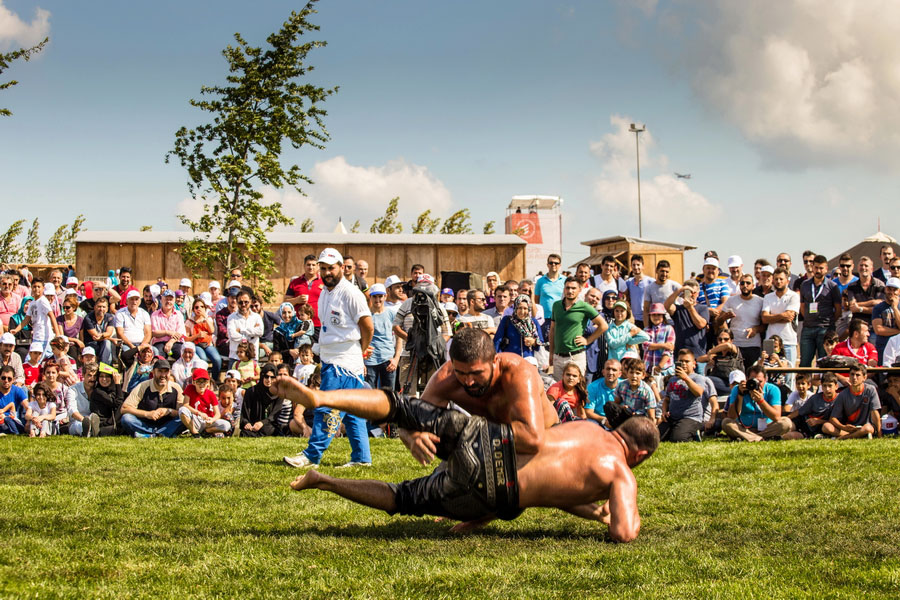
[2,0,898,274]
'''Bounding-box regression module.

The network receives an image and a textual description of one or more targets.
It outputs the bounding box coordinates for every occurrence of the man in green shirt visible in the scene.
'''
[548,277,608,381]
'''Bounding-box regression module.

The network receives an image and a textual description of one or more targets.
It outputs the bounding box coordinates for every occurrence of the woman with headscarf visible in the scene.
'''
[273,302,304,358]
[493,294,544,359]
[239,363,284,437]
[10,296,32,360]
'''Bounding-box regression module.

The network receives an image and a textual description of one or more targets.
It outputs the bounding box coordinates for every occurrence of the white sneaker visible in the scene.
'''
[336,461,372,469]
[283,453,318,468]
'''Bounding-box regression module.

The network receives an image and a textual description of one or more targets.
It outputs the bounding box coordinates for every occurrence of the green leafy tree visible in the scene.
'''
[440,209,473,234]
[1,37,48,117]
[349,220,360,233]
[45,224,68,264]
[370,197,403,234]
[299,218,315,233]
[166,3,335,300]
[24,218,41,263]
[67,214,85,264]
[0,220,25,263]
[482,220,496,235]
[411,209,441,234]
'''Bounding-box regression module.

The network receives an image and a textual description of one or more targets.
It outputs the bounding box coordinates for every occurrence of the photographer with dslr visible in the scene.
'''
[722,364,793,441]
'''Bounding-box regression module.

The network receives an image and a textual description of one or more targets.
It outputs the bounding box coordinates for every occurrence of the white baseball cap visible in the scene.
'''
[703,257,720,268]
[66,276,78,286]
[179,278,192,288]
[225,369,242,381]
[729,371,747,385]
[368,283,386,296]
[318,247,343,266]
[43,283,56,295]
[442,301,459,314]
[126,289,141,300]
[384,275,402,288]
[81,347,96,356]
[199,292,212,305]
[760,265,775,274]
[149,284,161,298]
[0,332,15,345]
[727,255,743,268]
[486,271,499,279]
[209,280,221,290]
[416,274,436,286]
[64,289,78,296]
[28,342,44,353]
[227,279,242,289]
[885,277,900,289]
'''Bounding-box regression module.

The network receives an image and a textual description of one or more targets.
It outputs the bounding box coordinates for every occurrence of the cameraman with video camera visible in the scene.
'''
[722,364,793,441]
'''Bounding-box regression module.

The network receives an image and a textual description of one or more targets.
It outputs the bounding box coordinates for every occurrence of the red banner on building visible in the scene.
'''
[507,212,543,244]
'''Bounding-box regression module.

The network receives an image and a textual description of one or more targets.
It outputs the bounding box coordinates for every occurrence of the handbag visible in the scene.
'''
[710,352,744,380]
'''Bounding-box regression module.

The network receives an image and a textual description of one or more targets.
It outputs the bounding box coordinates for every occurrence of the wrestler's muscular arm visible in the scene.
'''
[560,472,639,542]
[493,356,548,454]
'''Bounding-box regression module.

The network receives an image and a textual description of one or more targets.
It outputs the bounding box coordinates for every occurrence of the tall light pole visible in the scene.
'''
[629,123,645,238]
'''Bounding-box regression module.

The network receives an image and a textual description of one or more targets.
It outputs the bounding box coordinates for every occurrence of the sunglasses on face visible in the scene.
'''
[547,261,560,266]
[840,264,853,269]
[0,376,13,382]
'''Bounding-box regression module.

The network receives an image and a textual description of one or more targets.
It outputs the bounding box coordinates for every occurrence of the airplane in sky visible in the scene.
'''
[674,172,691,179]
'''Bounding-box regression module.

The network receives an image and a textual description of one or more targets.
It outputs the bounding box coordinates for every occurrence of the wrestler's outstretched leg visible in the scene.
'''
[291,470,397,512]
[271,376,392,421]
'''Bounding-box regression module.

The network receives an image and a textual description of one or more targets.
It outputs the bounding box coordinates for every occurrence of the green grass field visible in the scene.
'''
[2,435,899,599]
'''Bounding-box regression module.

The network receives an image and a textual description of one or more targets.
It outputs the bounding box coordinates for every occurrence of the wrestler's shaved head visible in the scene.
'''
[449,328,495,364]
[616,417,660,460]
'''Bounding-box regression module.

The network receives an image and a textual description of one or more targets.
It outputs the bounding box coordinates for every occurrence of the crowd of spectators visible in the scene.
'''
[1,244,898,442]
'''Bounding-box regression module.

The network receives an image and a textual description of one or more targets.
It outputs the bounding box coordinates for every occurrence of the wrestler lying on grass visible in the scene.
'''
[270,377,658,542]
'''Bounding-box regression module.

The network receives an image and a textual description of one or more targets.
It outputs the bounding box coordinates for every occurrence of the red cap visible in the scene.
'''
[192,368,210,381]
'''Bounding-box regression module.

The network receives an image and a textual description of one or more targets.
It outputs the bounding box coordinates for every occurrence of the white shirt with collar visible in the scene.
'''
[226,310,264,360]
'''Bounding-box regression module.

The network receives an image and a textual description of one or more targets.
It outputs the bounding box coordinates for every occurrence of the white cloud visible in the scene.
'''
[0,2,50,48]
[175,156,452,233]
[637,1,900,168]
[309,156,453,228]
[590,115,722,232]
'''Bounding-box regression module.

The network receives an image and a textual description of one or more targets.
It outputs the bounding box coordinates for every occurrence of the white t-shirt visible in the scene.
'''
[721,294,764,348]
[27,296,54,342]
[115,307,152,345]
[226,311,264,359]
[317,278,371,374]
[293,362,316,385]
[762,289,801,345]
[592,275,626,296]
[28,400,57,417]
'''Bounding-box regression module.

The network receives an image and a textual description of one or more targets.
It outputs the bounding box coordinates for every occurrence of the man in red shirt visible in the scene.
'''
[110,267,138,309]
[831,318,878,387]
[284,254,323,330]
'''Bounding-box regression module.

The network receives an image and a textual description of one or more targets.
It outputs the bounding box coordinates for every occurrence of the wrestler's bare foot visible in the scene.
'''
[270,376,319,409]
[448,515,496,534]
[290,469,324,491]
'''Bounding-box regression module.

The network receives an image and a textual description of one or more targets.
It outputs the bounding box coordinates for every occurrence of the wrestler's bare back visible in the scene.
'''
[516,421,635,510]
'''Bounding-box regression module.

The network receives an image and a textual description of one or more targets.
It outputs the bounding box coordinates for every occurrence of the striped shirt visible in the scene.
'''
[697,279,730,309]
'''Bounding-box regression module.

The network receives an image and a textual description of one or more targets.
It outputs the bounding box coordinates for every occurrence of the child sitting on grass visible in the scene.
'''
[178,368,230,437]
[235,340,259,390]
[546,362,586,423]
[784,373,813,413]
[25,383,57,438]
[217,386,236,435]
